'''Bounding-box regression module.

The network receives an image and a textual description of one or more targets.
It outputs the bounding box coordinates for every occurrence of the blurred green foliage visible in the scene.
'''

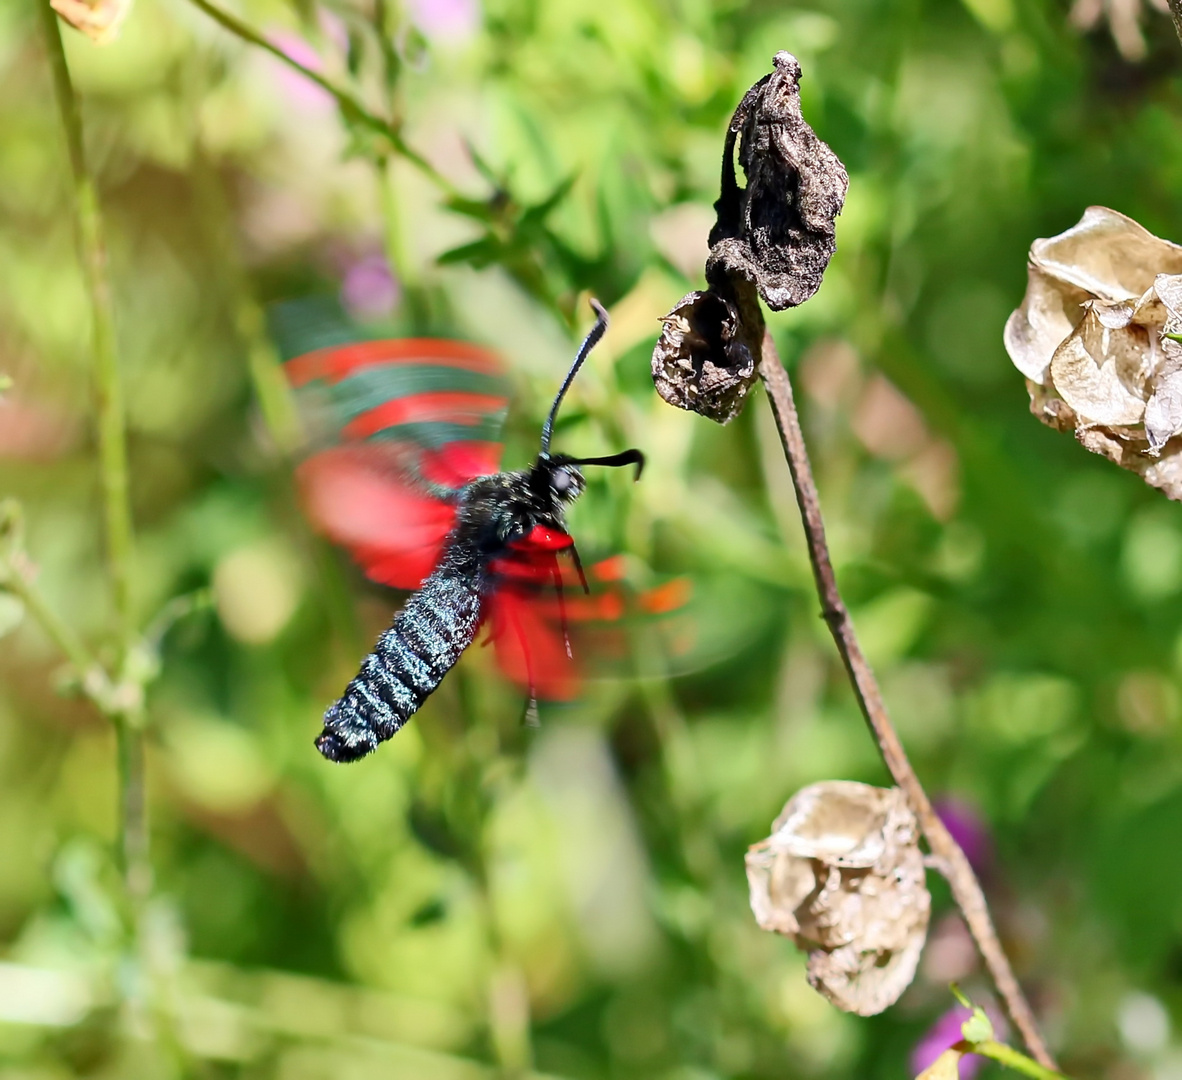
[5,0,1182,1076]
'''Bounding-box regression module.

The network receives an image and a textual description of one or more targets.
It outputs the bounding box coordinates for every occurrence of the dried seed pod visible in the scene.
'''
[746,781,930,1016]
[651,288,759,424]
[709,51,849,312]
[1006,206,1182,497]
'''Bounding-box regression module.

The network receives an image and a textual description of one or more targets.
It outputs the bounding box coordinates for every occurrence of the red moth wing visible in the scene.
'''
[295,446,455,589]
[283,327,510,590]
[487,550,694,697]
[487,540,581,701]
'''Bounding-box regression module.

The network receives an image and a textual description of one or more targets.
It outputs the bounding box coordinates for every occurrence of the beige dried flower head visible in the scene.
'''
[51,0,133,43]
[745,780,930,1016]
[1006,206,1182,499]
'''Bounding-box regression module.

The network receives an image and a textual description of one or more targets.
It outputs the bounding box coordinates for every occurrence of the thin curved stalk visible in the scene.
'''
[183,0,458,198]
[757,332,1057,1071]
[41,3,147,897]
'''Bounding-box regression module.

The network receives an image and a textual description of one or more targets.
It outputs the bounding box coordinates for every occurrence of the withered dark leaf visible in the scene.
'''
[651,290,758,424]
[709,51,849,312]
[652,51,847,426]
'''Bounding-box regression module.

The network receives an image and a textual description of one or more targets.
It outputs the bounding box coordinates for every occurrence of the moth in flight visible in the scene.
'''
[284,300,644,762]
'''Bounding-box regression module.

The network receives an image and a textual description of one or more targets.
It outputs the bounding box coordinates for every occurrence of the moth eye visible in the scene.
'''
[551,469,573,494]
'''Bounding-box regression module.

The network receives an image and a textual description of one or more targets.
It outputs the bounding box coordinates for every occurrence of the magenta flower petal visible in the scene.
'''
[341,255,401,321]
[910,1007,984,1079]
[934,797,993,875]
[911,1002,1007,1078]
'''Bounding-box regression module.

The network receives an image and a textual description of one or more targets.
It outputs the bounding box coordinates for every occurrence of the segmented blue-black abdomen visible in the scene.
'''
[316,567,485,762]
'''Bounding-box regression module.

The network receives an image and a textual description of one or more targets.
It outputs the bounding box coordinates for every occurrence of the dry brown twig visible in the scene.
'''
[757,335,1054,1068]
[652,52,1057,1069]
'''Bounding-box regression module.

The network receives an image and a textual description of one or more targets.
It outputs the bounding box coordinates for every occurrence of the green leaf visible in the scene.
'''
[962,1006,994,1045]
[437,237,501,267]
[444,196,501,223]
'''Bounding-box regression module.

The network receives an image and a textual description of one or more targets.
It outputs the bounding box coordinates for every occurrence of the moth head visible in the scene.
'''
[531,298,645,507]
[548,460,585,503]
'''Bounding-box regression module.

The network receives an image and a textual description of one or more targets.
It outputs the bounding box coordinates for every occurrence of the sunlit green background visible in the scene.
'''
[4,0,1182,1075]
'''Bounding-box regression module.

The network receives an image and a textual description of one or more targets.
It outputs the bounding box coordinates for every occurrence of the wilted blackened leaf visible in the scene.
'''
[1006,207,1182,497]
[709,51,848,312]
[651,52,847,425]
[51,0,132,43]
[746,780,930,1016]
[651,289,758,424]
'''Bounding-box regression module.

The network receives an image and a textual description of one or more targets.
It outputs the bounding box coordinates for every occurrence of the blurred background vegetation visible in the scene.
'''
[4,0,1182,1076]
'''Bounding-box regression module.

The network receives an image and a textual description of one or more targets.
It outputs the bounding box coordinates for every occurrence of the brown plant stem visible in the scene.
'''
[756,331,1056,1071]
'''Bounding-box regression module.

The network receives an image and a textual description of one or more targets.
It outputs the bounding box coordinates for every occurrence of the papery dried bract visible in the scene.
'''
[651,290,758,424]
[709,52,848,312]
[1048,305,1148,427]
[51,0,132,43]
[1006,208,1182,495]
[745,781,930,1016]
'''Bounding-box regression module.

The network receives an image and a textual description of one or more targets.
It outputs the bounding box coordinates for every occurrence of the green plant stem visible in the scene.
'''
[958,1040,1069,1080]
[2,558,108,693]
[239,296,303,454]
[41,4,147,897]
[116,711,151,902]
[41,4,135,652]
[184,0,458,198]
[184,83,302,457]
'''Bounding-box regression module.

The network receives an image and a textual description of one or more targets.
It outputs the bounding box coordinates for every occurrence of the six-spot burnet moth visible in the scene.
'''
[285,300,646,762]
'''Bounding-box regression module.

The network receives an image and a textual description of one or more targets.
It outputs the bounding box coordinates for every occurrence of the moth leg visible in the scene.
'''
[568,543,590,595]
[550,557,573,661]
[505,597,540,706]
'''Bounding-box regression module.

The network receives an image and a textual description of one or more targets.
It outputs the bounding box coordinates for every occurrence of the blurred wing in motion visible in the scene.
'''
[276,300,510,590]
[487,549,694,701]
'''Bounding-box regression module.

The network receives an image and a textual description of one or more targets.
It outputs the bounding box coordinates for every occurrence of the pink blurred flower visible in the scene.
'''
[408,0,480,42]
[935,797,993,875]
[910,1004,1005,1079]
[341,254,401,320]
[268,32,334,111]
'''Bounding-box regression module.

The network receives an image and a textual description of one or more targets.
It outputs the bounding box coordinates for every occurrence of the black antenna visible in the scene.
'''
[565,448,645,480]
[540,299,609,454]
